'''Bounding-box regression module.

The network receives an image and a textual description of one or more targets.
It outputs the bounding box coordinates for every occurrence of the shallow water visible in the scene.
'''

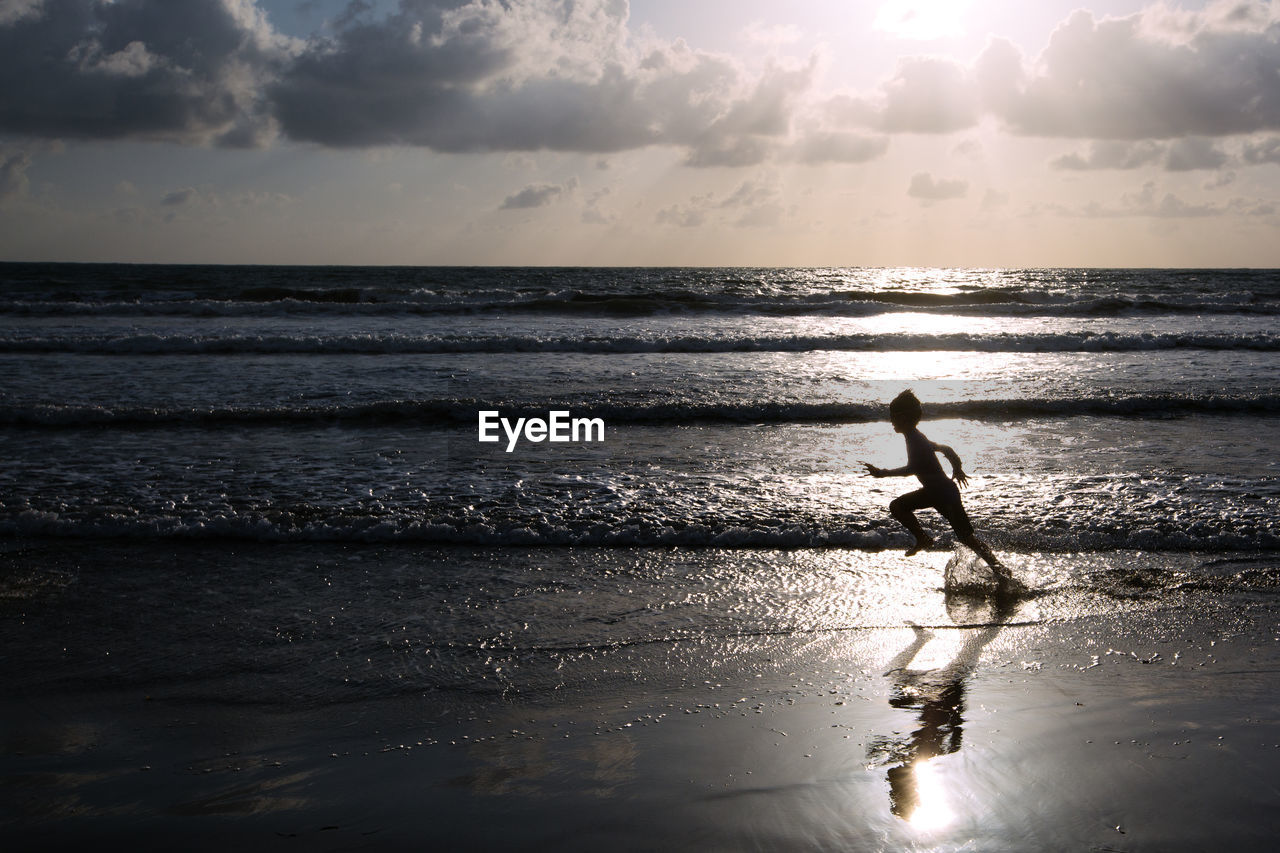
[3,541,1273,711]
[2,264,1277,557]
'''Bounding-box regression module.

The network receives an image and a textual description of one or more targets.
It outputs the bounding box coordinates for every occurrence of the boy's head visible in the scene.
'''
[889,389,922,432]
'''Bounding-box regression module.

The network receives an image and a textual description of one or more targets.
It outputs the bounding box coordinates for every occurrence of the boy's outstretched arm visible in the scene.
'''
[862,461,912,477]
[932,443,970,487]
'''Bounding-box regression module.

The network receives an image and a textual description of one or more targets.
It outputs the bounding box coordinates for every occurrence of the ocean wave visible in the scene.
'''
[3,394,1277,428]
[2,288,1277,318]
[2,329,1277,355]
[3,510,1276,553]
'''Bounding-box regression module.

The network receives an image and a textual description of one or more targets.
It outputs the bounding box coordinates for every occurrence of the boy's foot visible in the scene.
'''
[994,573,1026,596]
[904,537,934,557]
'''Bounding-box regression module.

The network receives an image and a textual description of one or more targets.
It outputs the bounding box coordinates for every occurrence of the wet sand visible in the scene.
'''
[3,582,1277,852]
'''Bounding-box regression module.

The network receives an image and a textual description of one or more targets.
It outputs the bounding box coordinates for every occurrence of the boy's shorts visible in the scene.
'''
[894,484,975,538]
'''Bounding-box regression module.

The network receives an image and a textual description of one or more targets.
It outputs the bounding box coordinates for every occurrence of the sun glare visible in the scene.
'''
[874,0,969,40]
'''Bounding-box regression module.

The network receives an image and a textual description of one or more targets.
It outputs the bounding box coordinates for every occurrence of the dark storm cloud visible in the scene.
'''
[269,1,816,164]
[0,0,816,163]
[4,0,1279,166]
[0,0,288,145]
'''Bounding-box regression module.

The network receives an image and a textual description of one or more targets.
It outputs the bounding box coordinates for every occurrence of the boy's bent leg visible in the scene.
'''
[890,490,934,555]
[939,496,1006,570]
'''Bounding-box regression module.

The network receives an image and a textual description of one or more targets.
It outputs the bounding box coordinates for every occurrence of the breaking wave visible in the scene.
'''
[3,393,1277,428]
[2,329,1277,355]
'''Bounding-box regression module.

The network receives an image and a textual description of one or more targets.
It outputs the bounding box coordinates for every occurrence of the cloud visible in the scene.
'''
[1052,136,1232,172]
[159,186,219,210]
[732,201,785,228]
[235,190,295,207]
[5,0,1278,169]
[1120,182,1219,217]
[982,4,1280,139]
[831,2,1280,142]
[717,176,786,227]
[790,131,889,164]
[1203,170,1236,189]
[982,188,1009,208]
[0,0,294,146]
[1051,140,1164,170]
[1242,135,1280,164]
[1163,137,1229,171]
[161,187,199,207]
[270,0,817,166]
[683,136,776,168]
[581,187,615,225]
[499,180,574,210]
[1066,179,1276,218]
[0,0,43,27]
[656,177,786,228]
[880,57,980,133]
[834,57,980,134]
[0,148,32,201]
[907,171,967,200]
[718,177,778,210]
[656,196,710,228]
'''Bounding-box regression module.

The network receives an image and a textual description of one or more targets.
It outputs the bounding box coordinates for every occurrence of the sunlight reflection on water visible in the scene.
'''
[906,760,956,831]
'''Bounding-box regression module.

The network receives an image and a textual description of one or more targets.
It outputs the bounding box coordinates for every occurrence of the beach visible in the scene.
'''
[3,541,1277,851]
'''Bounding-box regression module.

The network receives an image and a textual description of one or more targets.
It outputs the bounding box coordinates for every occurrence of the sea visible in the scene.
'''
[1,264,1277,713]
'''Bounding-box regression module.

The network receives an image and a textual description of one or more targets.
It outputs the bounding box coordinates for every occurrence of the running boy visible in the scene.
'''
[863,390,1014,586]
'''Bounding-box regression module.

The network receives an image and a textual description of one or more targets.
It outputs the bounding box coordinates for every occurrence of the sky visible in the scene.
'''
[1,0,1279,266]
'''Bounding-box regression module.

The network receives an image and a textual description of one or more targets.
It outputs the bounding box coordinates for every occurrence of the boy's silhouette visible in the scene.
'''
[863,390,1018,592]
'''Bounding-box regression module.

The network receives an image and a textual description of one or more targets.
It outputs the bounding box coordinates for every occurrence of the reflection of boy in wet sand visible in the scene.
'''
[863,390,1018,592]
[874,597,1013,823]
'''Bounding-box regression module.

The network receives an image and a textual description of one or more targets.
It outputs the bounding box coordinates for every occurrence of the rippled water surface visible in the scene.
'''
[2,264,1277,553]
